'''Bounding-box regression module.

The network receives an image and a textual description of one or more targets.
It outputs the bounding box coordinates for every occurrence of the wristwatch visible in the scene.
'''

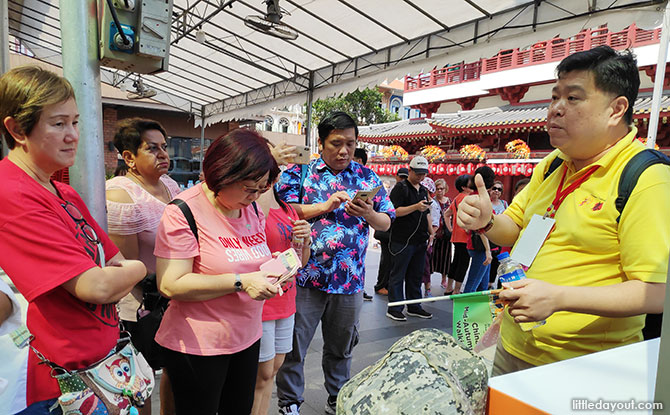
[476,215,495,234]
[234,273,243,292]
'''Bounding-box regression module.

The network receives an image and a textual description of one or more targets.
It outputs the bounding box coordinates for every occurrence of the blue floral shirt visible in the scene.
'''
[276,158,396,294]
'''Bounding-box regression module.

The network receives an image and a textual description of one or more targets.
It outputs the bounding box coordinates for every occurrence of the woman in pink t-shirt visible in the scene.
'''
[251,143,312,415]
[154,129,281,415]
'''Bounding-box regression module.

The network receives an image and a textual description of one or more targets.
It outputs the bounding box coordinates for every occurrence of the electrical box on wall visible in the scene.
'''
[98,0,172,74]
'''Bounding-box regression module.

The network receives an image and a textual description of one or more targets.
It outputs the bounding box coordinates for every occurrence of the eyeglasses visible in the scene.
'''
[243,184,272,195]
[62,202,101,244]
[491,187,503,192]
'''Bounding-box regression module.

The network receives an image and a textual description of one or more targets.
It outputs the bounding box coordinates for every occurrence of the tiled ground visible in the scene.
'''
[152,247,456,415]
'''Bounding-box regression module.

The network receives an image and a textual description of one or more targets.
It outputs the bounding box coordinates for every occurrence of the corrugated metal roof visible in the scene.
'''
[8,0,661,125]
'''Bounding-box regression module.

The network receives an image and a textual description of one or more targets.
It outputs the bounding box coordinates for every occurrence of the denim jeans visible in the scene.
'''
[17,399,61,415]
[463,250,491,293]
[387,241,427,313]
[276,286,362,406]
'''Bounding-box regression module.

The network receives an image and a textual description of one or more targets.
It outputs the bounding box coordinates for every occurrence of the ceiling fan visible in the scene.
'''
[244,0,298,40]
[127,78,157,100]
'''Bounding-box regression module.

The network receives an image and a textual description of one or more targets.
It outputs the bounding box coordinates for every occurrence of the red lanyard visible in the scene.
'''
[545,165,599,218]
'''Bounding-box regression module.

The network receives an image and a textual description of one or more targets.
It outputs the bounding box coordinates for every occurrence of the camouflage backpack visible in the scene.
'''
[337,328,488,415]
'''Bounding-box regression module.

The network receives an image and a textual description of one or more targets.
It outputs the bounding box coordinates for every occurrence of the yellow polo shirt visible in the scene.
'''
[502,127,670,366]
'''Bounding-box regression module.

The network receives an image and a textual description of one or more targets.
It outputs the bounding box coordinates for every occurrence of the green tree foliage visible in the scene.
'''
[310,87,401,126]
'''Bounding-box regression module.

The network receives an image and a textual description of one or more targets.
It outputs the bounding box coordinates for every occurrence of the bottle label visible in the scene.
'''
[499,269,525,284]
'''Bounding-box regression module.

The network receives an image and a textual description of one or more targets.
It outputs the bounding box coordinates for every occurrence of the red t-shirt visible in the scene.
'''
[262,204,299,321]
[450,193,470,244]
[0,159,119,406]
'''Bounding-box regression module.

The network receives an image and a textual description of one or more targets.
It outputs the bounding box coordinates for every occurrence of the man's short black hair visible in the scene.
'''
[468,166,495,191]
[317,111,359,143]
[354,147,367,165]
[556,46,639,124]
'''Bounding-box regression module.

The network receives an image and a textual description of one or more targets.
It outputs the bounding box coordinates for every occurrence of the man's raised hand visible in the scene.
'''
[457,174,493,230]
[325,191,351,213]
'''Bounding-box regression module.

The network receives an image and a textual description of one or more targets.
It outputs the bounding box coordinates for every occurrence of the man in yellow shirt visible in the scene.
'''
[458,45,670,375]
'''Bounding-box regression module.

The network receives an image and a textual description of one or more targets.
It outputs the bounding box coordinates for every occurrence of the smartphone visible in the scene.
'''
[292,145,312,164]
[352,185,382,203]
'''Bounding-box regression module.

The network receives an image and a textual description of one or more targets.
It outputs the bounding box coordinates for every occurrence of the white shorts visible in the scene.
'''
[258,314,295,363]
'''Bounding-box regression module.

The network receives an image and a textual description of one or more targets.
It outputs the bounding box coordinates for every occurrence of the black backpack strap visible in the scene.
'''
[543,156,564,180]
[252,201,259,218]
[169,199,198,242]
[615,149,670,222]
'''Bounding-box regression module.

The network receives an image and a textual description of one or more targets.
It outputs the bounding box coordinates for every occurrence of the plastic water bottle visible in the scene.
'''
[187,179,194,188]
[496,252,546,331]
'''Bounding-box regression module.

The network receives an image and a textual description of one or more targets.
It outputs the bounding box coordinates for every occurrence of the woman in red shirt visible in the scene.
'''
[443,175,472,295]
[251,143,311,414]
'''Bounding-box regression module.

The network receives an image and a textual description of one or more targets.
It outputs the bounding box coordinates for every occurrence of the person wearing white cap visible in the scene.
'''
[385,156,435,321]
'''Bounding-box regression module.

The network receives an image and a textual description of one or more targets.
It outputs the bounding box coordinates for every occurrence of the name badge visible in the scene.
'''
[510,214,555,267]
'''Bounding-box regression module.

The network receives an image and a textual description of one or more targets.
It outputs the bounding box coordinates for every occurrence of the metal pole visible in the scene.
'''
[646,1,670,148]
[305,71,314,147]
[60,0,107,230]
[1,0,10,158]
[200,106,205,173]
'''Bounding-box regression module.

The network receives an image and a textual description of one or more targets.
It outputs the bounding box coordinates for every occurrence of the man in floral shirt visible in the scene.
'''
[275,112,395,415]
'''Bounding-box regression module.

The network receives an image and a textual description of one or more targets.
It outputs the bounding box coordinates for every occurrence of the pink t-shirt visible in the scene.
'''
[262,204,299,321]
[153,184,271,355]
[106,175,181,321]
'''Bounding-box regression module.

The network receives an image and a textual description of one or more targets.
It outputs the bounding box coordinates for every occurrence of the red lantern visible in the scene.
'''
[502,164,511,176]
[429,164,437,174]
[489,164,497,175]
[466,163,474,174]
[438,164,446,175]
[525,164,534,176]
[447,164,455,175]
[456,164,466,175]
[476,163,485,169]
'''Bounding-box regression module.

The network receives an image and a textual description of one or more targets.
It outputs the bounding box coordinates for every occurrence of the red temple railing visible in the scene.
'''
[404,24,662,93]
